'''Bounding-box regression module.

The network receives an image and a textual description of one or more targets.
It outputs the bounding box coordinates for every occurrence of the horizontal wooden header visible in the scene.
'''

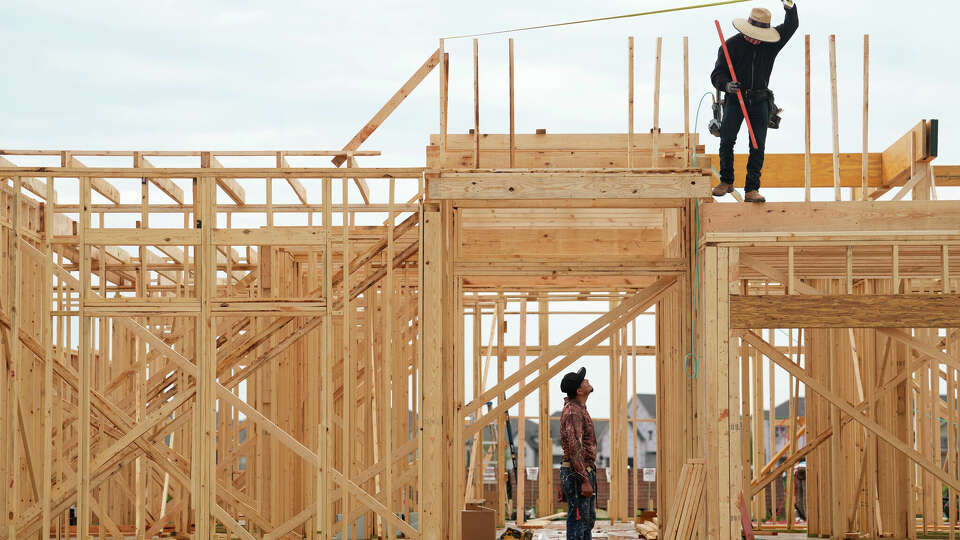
[731,294,960,328]
[702,201,960,242]
[0,167,425,179]
[427,169,710,200]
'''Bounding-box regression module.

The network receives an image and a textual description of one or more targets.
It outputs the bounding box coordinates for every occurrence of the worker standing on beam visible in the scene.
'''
[711,1,799,203]
[559,367,597,540]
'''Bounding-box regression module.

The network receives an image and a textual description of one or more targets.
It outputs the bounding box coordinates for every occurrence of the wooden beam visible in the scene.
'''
[209,156,246,205]
[332,48,440,168]
[703,153,882,188]
[0,166,426,178]
[139,157,185,203]
[0,157,55,201]
[730,294,960,328]
[277,154,308,204]
[428,169,710,199]
[932,165,960,186]
[880,120,934,188]
[66,155,122,204]
[703,201,960,241]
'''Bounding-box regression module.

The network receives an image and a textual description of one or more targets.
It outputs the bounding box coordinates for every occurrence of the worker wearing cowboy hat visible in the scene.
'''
[711,1,798,203]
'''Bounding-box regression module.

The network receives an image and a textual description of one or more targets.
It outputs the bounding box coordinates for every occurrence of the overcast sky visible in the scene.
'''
[3,0,956,418]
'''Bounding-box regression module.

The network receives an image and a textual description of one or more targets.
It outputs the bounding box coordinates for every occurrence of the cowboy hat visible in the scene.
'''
[733,8,780,43]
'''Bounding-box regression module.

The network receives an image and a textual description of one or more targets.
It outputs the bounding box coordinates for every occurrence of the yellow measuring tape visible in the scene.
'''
[442,0,753,40]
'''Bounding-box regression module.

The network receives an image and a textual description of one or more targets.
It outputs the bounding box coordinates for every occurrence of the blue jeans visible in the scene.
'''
[560,467,596,540]
[718,93,770,193]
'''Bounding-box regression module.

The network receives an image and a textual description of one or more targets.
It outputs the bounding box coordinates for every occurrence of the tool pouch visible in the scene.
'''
[768,90,783,129]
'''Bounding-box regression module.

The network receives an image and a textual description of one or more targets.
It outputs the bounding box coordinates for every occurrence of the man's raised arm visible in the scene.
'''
[776,1,799,50]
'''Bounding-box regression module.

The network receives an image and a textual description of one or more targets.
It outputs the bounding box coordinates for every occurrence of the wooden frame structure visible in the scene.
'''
[702,197,960,540]
[2,34,959,540]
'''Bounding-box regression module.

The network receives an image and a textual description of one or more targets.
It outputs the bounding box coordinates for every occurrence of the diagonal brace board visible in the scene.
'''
[332,48,441,168]
[463,276,676,440]
[215,383,418,538]
[741,330,960,493]
[89,388,195,475]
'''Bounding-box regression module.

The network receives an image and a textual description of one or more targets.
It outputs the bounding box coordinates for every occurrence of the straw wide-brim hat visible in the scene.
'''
[733,8,780,43]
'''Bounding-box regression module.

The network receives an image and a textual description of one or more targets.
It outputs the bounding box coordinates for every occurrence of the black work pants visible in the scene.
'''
[718,93,770,193]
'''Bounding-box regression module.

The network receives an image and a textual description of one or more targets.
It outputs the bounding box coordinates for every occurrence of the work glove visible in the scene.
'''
[725,81,741,94]
[782,0,794,8]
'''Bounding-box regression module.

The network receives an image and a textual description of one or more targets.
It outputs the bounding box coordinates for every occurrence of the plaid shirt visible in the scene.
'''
[560,397,597,481]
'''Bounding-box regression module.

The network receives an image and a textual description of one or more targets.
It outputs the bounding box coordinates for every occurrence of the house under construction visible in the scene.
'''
[1,30,960,540]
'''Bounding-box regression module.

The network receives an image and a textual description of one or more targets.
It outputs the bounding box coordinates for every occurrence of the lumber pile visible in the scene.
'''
[659,459,705,540]
[520,511,566,529]
[636,517,659,539]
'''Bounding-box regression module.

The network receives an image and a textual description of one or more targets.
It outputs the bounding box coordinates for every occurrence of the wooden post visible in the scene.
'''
[720,248,733,540]
[496,296,506,525]
[683,36,690,167]
[862,35,870,200]
[609,298,619,521]
[195,154,217,539]
[628,36,635,168]
[78,175,92,539]
[7,177,22,540]
[320,176,334,538]
[420,206,444,540]
[632,318,639,521]
[473,38,480,169]
[0,188,5,540]
[509,38,516,168]
[829,35,841,201]
[41,176,54,539]
[517,300,527,525]
[651,37,662,167]
[768,332,777,522]
[804,35,812,201]
[947,333,958,540]
[341,177,353,540]
[537,298,552,517]
[440,38,447,151]
[382,178,396,539]
[829,330,844,540]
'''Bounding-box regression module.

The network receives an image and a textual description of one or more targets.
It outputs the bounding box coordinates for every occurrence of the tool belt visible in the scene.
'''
[560,461,595,472]
[726,88,782,129]
[557,462,596,503]
[741,88,772,102]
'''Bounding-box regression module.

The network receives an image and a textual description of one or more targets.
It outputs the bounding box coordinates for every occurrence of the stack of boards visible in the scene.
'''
[644,459,705,540]
[636,517,659,539]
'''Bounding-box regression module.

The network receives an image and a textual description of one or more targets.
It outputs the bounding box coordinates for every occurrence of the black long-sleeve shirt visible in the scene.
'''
[710,5,799,92]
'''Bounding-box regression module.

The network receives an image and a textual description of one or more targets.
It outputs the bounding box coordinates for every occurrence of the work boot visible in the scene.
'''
[744,190,766,203]
[712,182,734,197]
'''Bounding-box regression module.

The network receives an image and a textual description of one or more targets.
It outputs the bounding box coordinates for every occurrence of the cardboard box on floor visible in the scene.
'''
[462,503,496,540]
